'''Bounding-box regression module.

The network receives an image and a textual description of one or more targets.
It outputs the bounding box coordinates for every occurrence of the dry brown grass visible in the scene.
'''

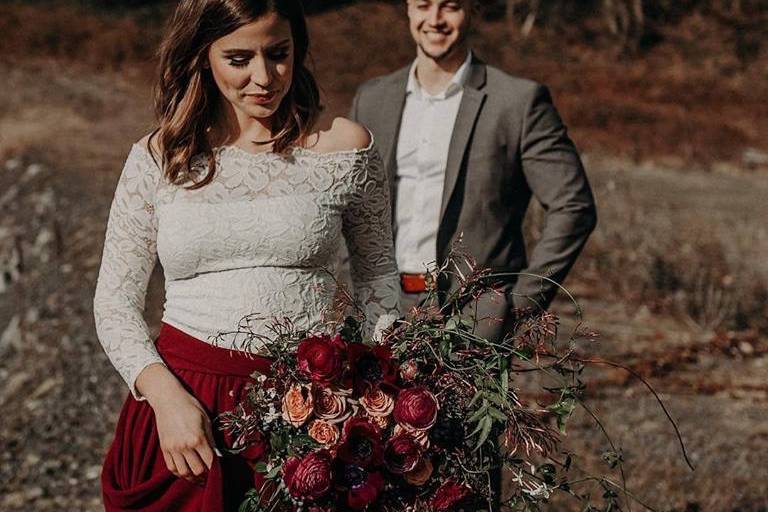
[2,1,767,168]
[1,1,766,336]
[552,159,768,334]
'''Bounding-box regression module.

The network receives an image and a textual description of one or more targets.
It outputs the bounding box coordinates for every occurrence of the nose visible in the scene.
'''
[427,5,442,26]
[249,56,272,89]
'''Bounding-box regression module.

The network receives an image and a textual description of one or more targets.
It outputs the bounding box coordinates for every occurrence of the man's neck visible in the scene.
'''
[414,46,470,96]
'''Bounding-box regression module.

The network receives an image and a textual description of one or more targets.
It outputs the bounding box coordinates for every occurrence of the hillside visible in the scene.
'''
[0,1,767,510]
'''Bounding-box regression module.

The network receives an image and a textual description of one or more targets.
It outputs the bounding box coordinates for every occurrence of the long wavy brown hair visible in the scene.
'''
[150,0,321,189]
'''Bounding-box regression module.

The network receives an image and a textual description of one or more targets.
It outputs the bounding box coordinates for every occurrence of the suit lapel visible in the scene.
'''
[376,67,410,195]
[438,58,487,223]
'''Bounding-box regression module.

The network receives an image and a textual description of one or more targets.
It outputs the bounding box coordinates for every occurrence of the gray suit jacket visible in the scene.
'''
[350,55,597,338]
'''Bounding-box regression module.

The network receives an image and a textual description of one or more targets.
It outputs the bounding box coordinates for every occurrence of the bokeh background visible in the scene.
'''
[1,0,766,510]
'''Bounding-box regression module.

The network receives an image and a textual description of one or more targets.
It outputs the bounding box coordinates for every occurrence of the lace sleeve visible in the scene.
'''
[342,146,401,339]
[93,143,165,400]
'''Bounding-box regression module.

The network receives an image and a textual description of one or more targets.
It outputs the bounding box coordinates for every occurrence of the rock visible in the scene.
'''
[2,492,26,508]
[0,184,19,207]
[30,378,61,400]
[738,341,755,355]
[33,228,55,263]
[4,158,22,172]
[34,188,56,215]
[0,315,22,355]
[25,453,42,467]
[742,147,768,168]
[0,233,23,294]
[85,465,101,480]
[25,308,40,323]
[26,486,44,499]
[24,163,44,180]
[0,371,30,407]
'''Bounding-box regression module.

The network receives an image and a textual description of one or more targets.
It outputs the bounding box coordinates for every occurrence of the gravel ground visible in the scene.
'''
[1,155,766,511]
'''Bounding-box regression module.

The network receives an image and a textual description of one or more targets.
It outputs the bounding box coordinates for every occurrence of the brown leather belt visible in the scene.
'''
[400,273,433,294]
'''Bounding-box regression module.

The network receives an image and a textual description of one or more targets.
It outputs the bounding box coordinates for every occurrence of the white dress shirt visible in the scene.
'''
[394,51,473,274]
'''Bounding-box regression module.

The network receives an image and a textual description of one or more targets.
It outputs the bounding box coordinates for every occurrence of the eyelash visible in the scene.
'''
[228,51,290,67]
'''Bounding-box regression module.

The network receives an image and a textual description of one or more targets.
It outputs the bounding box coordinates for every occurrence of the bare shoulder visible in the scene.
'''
[136,132,162,156]
[309,117,372,154]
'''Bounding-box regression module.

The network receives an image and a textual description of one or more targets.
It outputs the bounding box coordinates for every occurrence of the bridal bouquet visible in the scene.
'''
[219,254,689,512]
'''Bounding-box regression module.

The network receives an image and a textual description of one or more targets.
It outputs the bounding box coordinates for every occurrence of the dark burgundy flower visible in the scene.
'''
[238,430,267,461]
[297,334,346,385]
[337,417,383,468]
[343,467,385,510]
[348,343,397,391]
[281,450,333,500]
[393,387,439,431]
[431,480,473,511]
[430,413,465,449]
[384,432,423,474]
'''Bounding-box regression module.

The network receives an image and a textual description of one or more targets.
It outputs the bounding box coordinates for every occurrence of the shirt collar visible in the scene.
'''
[406,50,473,100]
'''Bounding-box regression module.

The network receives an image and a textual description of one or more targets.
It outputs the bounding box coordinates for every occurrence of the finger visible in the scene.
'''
[202,417,216,450]
[183,449,208,478]
[171,452,193,481]
[200,420,217,470]
[162,449,178,476]
[197,440,215,471]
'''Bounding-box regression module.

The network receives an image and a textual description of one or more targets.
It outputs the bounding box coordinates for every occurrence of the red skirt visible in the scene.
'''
[101,323,271,511]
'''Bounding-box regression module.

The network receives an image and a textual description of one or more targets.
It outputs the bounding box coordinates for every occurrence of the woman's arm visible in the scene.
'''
[93,142,165,399]
[340,130,401,338]
[93,141,215,482]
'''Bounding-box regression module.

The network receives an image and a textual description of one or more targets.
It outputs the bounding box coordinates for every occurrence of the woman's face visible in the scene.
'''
[207,13,294,123]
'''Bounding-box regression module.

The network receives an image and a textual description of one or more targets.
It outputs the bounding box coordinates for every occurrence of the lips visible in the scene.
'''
[244,91,277,105]
[423,31,450,43]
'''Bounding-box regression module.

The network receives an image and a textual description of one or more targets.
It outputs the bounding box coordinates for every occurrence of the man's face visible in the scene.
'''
[407,0,471,61]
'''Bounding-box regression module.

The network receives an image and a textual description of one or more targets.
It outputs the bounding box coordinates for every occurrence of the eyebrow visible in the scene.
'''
[221,39,291,54]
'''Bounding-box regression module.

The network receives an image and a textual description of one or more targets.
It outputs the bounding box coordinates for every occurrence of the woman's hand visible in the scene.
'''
[136,363,217,484]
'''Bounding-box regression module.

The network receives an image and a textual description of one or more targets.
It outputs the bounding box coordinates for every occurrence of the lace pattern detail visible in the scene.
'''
[94,140,400,399]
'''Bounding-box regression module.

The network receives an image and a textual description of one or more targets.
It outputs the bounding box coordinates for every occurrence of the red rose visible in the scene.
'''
[393,387,439,431]
[281,451,333,500]
[346,469,385,510]
[338,417,384,468]
[384,432,423,474]
[297,335,346,385]
[431,480,473,511]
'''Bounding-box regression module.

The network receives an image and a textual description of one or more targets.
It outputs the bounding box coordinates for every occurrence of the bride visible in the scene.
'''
[93,0,399,509]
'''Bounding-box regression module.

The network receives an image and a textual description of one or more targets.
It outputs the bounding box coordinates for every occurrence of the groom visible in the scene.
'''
[350,0,597,342]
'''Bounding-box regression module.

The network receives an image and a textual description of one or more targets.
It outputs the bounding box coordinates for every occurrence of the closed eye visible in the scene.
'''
[228,57,250,67]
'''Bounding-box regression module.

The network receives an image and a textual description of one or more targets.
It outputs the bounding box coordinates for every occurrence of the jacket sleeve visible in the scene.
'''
[510,84,597,310]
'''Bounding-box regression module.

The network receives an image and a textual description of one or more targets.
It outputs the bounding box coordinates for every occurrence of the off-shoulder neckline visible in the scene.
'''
[213,140,373,159]
[217,131,376,160]
[131,132,376,166]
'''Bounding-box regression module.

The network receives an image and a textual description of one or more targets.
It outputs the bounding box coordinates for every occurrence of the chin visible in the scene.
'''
[241,103,279,119]
[422,44,454,61]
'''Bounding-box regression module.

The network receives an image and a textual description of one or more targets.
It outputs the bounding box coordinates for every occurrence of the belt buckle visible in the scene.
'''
[400,272,435,294]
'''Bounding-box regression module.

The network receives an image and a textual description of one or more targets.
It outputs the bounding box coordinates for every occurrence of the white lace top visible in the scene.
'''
[93,139,400,399]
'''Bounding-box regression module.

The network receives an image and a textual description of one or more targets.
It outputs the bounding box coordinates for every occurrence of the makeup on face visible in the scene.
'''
[208,13,295,120]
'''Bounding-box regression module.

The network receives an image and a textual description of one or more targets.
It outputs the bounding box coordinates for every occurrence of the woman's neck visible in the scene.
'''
[212,100,275,151]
